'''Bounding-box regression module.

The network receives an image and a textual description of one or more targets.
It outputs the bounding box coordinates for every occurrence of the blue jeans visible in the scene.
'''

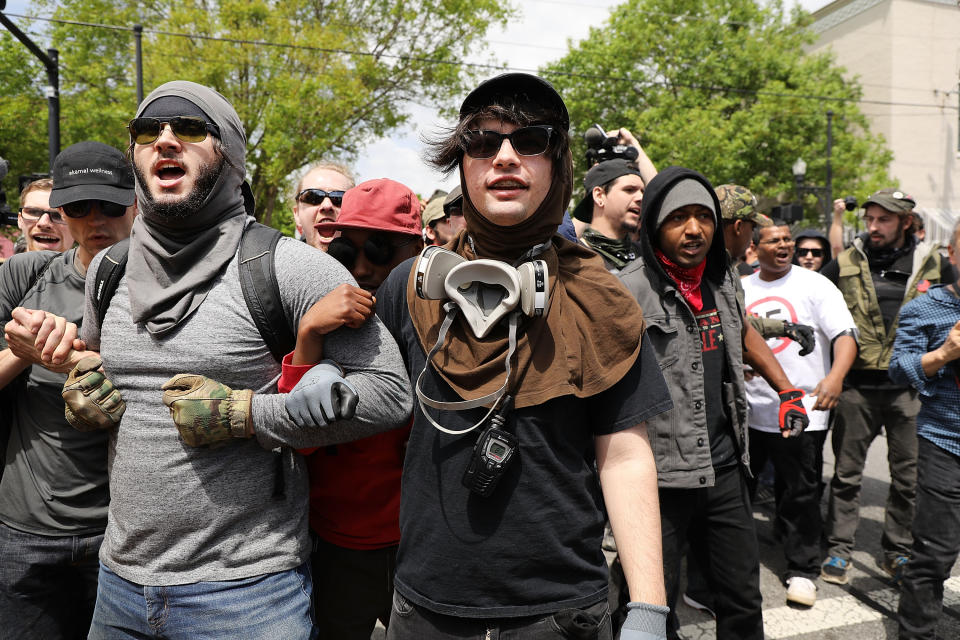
[89,562,317,640]
[0,523,102,640]
[898,438,960,639]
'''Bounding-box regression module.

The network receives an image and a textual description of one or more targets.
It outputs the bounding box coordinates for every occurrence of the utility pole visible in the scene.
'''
[134,24,144,105]
[0,1,60,171]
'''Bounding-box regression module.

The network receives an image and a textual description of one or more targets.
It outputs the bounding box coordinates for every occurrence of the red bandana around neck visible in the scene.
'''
[655,248,707,311]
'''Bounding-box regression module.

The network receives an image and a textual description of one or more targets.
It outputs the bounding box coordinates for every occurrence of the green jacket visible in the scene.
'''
[836,237,942,371]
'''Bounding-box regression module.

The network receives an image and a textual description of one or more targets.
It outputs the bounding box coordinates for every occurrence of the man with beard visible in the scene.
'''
[618,167,809,640]
[421,186,466,246]
[742,221,857,607]
[0,141,136,639]
[292,162,355,251]
[571,159,648,273]
[820,188,955,585]
[16,178,75,254]
[25,81,412,639]
[376,73,672,640]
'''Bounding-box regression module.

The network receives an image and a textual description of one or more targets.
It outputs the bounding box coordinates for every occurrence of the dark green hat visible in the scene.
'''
[862,188,915,215]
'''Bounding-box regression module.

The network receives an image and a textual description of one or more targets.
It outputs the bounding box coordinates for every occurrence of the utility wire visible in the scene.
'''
[3,11,957,111]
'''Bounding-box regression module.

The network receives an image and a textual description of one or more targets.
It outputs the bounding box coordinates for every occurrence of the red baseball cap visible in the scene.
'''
[315,178,422,236]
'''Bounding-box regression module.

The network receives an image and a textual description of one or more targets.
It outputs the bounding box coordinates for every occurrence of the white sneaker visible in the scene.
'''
[786,576,817,607]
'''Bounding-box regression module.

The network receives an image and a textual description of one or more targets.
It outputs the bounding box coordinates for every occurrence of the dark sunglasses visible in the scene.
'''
[297,189,345,207]
[128,116,220,145]
[19,207,66,225]
[328,233,417,270]
[463,125,554,159]
[796,247,824,258]
[61,200,128,219]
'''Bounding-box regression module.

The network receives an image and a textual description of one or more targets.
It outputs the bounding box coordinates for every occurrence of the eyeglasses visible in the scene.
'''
[296,189,345,207]
[61,200,128,219]
[759,237,795,247]
[19,207,66,225]
[463,125,554,159]
[796,247,824,258]
[328,233,418,270]
[128,116,220,145]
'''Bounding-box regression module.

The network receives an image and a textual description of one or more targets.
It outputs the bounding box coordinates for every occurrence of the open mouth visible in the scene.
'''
[31,234,61,248]
[488,177,528,192]
[154,159,186,186]
[314,218,337,240]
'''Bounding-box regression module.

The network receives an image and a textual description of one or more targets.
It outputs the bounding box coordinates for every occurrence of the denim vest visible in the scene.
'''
[619,258,750,489]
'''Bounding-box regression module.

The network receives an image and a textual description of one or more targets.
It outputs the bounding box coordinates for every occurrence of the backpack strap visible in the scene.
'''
[238,223,296,363]
[94,238,131,331]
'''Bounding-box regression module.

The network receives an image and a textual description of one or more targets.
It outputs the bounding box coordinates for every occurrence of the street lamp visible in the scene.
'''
[792,154,832,228]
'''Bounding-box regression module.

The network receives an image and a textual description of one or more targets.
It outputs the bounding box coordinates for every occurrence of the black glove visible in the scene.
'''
[783,322,815,356]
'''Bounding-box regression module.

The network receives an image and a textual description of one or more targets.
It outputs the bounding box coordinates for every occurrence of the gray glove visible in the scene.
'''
[621,601,669,640]
[284,360,359,428]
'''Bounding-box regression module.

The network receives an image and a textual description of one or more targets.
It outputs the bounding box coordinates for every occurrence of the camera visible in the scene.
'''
[583,124,639,167]
[0,156,18,227]
[844,196,858,212]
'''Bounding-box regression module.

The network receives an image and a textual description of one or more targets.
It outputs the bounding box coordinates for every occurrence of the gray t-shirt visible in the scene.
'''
[0,248,110,536]
[82,234,412,586]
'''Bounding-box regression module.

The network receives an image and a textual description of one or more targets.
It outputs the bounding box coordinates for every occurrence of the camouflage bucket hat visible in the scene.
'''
[715,184,771,227]
[862,188,915,215]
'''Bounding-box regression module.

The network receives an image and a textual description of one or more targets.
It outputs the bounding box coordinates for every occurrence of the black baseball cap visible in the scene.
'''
[460,73,569,131]
[571,159,643,223]
[49,141,135,207]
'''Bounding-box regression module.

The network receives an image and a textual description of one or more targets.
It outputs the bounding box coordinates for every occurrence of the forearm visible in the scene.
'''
[742,323,792,391]
[829,200,845,258]
[0,348,31,389]
[291,328,324,366]
[921,347,957,378]
[597,423,666,605]
[829,335,857,381]
[635,149,658,187]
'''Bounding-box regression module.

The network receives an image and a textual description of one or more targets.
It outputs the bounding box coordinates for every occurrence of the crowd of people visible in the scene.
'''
[0,72,957,640]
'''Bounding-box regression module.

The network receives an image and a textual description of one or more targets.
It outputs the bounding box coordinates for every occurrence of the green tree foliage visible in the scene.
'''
[542,0,894,226]
[1,0,512,233]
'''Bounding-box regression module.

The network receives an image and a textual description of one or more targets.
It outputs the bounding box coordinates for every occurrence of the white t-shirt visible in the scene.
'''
[743,266,856,433]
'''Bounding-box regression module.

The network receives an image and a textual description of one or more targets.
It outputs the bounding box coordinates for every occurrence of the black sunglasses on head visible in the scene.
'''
[61,200,128,219]
[327,233,418,271]
[297,189,345,207]
[796,247,824,258]
[128,116,220,145]
[463,125,554,159]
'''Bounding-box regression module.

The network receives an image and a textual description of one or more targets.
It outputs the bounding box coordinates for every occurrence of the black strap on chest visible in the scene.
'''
[93,223,295,362]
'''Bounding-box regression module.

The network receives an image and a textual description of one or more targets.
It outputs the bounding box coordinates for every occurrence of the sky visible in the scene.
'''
[3,0,833,196]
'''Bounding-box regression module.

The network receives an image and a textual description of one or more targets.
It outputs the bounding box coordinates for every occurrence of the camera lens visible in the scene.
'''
[844,196,858,211]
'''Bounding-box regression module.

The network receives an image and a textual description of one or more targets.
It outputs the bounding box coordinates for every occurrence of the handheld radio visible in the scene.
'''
[462,396,517,497]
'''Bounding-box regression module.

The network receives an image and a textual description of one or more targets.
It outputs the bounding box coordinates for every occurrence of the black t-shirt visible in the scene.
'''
[376,258,673,617]
[696,286,737,468]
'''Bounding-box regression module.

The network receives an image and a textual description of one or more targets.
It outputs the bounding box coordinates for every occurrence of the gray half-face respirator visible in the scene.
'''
[412,245,550,435]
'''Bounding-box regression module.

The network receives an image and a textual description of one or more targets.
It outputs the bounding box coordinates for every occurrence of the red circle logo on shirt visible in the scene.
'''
[746,296,799,354]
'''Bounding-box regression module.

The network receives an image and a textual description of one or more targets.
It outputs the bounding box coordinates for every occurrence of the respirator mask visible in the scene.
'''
[412,244,550,435]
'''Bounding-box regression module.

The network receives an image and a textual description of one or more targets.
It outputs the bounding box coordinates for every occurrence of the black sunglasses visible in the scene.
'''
[61,200,128,219]
[297,189,345,207]
[463,125,554,159]
[328,233,418,270]
[796,247,824,258]
[128,116,220,145]
[19,207,66,225]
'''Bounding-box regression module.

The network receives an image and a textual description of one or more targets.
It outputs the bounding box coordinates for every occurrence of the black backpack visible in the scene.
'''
[93,222,296,361]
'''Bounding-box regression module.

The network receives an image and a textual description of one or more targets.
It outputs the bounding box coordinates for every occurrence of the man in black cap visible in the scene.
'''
[572,159,649,273]
[376,73,673,640]
[820,188,955,586]
[0,140,136,639]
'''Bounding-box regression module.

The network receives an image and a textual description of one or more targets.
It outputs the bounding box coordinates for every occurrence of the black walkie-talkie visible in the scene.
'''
[462,396,517,498]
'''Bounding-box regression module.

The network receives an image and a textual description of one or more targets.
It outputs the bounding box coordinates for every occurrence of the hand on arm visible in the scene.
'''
[292,284,375,366]
[921,320,960,378]
[5,307,92,372]
[811,334,857,410]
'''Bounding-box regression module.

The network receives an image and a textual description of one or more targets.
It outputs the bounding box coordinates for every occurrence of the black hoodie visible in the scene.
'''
[638,165,728,289]
[791,228,830,271]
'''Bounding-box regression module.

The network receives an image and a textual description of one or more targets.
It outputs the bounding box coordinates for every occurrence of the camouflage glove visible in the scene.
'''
[61,356,125,432]
[284,360,359,429]
[782,321,816,356]
[161,374,253,447]
[778,388,809,437]
[621,602,669,640]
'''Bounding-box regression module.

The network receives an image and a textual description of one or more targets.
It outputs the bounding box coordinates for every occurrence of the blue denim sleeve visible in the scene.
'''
[890,301,940,395]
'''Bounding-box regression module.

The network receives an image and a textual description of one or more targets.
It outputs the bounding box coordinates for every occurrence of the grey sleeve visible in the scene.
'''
[250,239,413,450]
[80,251,106,351]
[0,251,57,348]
